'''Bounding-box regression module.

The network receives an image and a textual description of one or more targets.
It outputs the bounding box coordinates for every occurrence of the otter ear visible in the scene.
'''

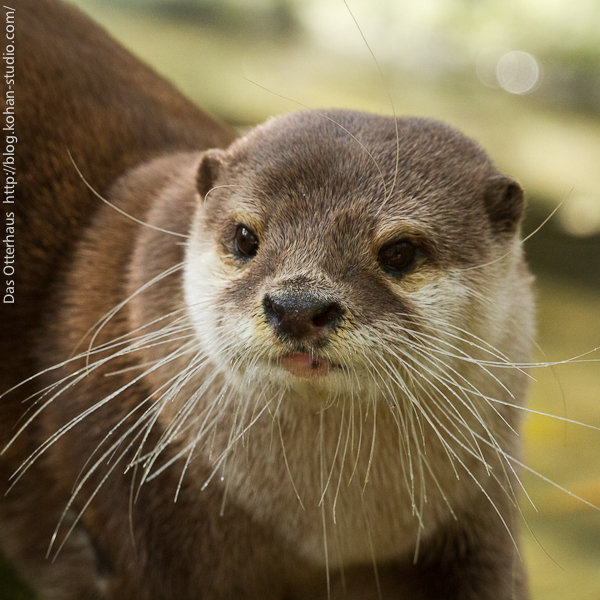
[483,175,524,234]
[196,149,227,200]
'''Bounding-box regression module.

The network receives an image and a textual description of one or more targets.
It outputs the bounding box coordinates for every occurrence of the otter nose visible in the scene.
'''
[263,293,344,341]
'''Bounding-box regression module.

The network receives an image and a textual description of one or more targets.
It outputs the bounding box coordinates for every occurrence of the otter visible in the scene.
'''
[0,1,534,599]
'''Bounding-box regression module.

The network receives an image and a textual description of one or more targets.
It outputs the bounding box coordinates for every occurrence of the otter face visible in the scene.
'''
[184,110,532,409]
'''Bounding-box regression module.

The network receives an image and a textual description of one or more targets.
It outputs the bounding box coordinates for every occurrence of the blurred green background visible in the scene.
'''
[2,0,599,597]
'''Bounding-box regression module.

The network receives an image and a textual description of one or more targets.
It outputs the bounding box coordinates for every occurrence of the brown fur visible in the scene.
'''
[0,0,234,595]
[1,1,534,599]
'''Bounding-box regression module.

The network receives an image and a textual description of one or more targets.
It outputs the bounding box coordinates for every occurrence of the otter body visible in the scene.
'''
[0,2,534,599]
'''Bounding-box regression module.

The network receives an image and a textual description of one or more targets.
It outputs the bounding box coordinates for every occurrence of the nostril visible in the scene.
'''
[312,303,343,328]
[263,295,284,325]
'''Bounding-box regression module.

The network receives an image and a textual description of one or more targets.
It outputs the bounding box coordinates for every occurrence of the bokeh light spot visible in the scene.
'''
[496,50,541,94]
[559,196,600,237]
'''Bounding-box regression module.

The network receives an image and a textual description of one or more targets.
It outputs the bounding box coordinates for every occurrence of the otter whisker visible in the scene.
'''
[141,395,223,490]
[203,183,274,208]
[3,319,184,429]
[386,359,493,477]
[386,330,522,461]
[332,381,360,523]
[0,313,175,403]
[50,424,150,561]
[365,338,469,461]
[68,150,188,239]
[362,353,426,526]
[389,309,529,373]
[319,409,332,600]
[482,396,600,433]
[143,351,218,449]
[318,399,347,508]
[276,406,306,511]
[356,354,404,489]
[376,344,492,465]
[406,395,522,555]
[401,326,519,403]
[402,338,520,437]
[175,384,243,503]
[402,329,600,443]
[136,358,232,485]
[47,333,202,552]
[376,351,464,484]
[402,367,527,519]
[331,413,351,522]
[84,261,186,369]
[340,0,400,215]
[463,200,564,273]
[138,339,243,476]
[218,368,257,490]
[11,339,201,493]
[403,324,529,381]
[472,430,600,513]
[357,481,383,600]
[144,391,233,488]
[110,348,213,475]
[347,372,366,486]
[49,310,193,384]
[14,318,196,434]
[385,392,420,519]
[197,391,276,493]
[103,346,194,377]
[65,288,196,385]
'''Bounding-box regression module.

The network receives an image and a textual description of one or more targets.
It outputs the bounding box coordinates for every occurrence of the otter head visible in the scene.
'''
[184,110,532,411]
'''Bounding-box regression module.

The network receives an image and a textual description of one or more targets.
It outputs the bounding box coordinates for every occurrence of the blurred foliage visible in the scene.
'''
[0,551,35,600]
[2,0,599,598]
[61,0,600,221]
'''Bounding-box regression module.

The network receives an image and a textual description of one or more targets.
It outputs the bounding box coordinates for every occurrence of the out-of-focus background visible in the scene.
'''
[3,0,599,597]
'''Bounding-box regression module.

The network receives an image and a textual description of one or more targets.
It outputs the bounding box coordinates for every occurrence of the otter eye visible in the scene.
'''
[234,225,259,260]
[379,240,417,276]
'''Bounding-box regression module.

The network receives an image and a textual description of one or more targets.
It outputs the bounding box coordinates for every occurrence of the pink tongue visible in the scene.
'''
[280,353,333,378]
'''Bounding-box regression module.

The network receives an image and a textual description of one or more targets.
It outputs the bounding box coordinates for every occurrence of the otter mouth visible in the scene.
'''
[278,353,337,378]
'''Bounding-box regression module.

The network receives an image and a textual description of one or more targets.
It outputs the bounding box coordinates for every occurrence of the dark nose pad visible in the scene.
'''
[263,293,344,342]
